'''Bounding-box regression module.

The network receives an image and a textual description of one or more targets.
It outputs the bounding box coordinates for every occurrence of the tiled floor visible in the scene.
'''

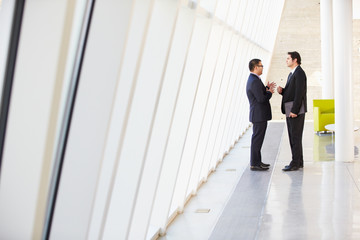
[160,121,360,240]
[158,125,253,240]
[262,122,360,240]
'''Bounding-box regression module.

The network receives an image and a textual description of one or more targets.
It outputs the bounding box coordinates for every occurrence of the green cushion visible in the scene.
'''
[313,99,335,132]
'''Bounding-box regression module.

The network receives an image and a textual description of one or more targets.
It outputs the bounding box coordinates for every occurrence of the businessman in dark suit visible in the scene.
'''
[277,51,307,171]
[246,59,275,171]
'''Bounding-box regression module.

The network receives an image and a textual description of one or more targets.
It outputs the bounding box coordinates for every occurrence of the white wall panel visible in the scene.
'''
[191,28,231,188]
[214,0,231,21]
[50,0,134,239]
[227,0,241,26]
[199,30,233,178]
[0,0,83,238]
[169,22,224,213]
[255,0,270,45]
[249,0,262,41]
[241,0,253,37]
[235,0,249,32]
[187,23,225,194]
[0,0,15,102]
[233,41,253,140]
[210,34,240,161]
[199,0,217,14]
[207,33,238,170]
[212,11,245,163]
[216,35,242,158]
[263,0,284,51]
[101,0,180,239]
[128,6,196,240]
[225,38,248,147]
[87,0,155,239]
[150,15,212,233]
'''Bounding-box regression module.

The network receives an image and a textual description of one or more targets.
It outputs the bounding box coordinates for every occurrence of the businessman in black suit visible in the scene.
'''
[277,51,307,171]
[246,59,275,171]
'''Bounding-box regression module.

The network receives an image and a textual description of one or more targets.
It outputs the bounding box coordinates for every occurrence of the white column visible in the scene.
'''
[333,0,353,162]
[320,0,334,99]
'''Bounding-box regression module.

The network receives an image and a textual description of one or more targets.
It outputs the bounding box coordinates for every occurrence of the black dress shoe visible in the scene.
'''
[261,162,270,167]
[250,165,269,171]
[282,165,299,171]
[285,164,303,169]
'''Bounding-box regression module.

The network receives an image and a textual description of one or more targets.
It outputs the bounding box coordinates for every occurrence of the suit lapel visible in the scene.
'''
[285,66,301,87]
[285,73,293,88]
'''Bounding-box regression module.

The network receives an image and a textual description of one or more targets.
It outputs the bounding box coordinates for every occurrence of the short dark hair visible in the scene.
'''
[288,51,301,65]
[249,59,261,71]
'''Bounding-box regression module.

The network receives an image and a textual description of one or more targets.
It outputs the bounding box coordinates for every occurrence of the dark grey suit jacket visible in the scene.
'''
[280,66,307,115]
[246,73,272,123]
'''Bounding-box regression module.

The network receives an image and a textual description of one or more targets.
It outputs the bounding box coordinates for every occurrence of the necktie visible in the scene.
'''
[286,72,292,84]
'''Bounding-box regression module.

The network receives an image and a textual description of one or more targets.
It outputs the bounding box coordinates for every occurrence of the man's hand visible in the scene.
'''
[267,81,276,93]
[289,112,297,118]
[267,81,276,89]
[277,86,283,94]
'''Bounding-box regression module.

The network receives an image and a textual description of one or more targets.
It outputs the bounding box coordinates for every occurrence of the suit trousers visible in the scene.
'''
[250,121,267,166]
[286,114,305,167]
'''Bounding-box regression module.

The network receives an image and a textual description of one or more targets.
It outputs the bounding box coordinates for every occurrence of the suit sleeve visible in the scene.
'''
[251,79,272,103]
[280,86,285,95]
[291,70,306,113]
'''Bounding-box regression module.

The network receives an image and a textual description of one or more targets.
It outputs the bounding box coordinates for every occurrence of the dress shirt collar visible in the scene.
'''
[290,65,298,74]
[250,72,261,79]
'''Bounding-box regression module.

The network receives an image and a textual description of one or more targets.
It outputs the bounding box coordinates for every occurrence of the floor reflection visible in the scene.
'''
[313,133,359,161]
[283,171,306,239]
[313,133,334,161]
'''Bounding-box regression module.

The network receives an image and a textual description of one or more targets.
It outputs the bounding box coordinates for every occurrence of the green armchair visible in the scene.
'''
[313,99,334,132]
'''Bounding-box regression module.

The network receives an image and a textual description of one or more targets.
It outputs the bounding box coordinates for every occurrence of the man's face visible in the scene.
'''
[255,61,263,75]
[286,54,296,68]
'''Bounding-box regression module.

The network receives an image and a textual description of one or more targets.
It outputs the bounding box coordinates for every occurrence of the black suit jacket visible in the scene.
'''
[280,66,307,115]
[246,73,272,123]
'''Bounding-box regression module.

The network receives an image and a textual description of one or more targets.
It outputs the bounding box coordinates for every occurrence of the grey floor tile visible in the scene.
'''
[161,121,360,240]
